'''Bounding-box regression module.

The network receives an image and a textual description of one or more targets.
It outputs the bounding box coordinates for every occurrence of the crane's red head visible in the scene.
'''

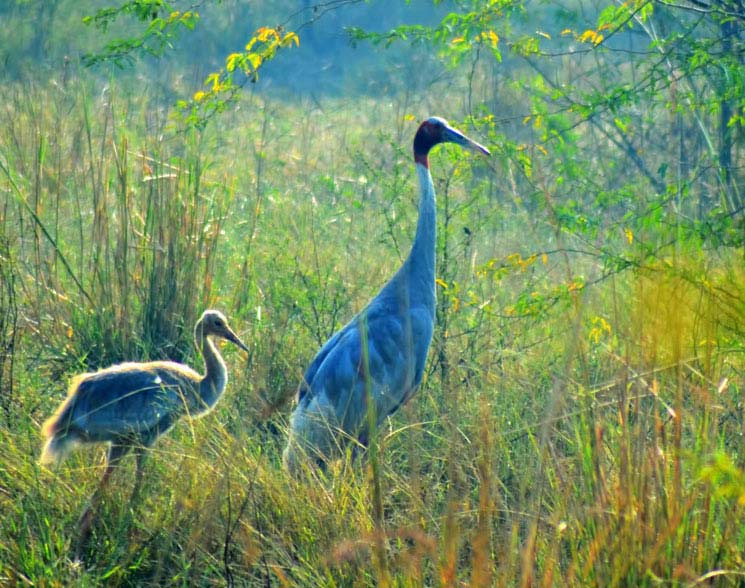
[413,116,490,168]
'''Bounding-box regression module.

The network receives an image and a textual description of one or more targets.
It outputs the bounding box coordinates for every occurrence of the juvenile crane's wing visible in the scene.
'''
[298,298,434,439]
[58,362,200,441]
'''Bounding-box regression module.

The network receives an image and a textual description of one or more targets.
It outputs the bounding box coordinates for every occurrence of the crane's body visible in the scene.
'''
[40,309,247,553]
[41,360,222,464]
[41,310,247,466]
[284,117,490,473]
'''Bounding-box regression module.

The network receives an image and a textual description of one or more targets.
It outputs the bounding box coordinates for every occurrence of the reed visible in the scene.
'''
[0,76,743,587]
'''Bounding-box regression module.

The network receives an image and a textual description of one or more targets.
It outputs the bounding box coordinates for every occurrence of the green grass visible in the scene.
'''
[1,76,744,587]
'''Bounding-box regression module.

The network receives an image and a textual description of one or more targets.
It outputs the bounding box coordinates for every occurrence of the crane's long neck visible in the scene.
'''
[197,332,228,411]
[400,162,436,310]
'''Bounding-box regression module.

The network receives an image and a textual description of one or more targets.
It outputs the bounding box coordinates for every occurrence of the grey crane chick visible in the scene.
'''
[40,309,248,551]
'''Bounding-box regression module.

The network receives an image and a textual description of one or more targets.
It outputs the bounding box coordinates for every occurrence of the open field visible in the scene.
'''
[1,2,745,585]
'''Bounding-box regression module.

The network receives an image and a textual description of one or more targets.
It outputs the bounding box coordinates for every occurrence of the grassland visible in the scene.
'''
[0,71,743,588]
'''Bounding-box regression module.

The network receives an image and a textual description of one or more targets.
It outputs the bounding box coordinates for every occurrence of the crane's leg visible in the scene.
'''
[350,431,369,463]
[75,443,131,559]
[130,445,149,505]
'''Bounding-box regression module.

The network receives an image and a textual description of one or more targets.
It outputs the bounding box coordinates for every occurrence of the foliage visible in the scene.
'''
[81,1,201,67]
[0,234,18,415]
[79,2,299,130]
[0,0,744,586]
[356,0,745,223]
[175,26,299,130]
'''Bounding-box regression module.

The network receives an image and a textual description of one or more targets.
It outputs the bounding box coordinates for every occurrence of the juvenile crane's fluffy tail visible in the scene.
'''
[38,377,83,466]
[39,427,74,466]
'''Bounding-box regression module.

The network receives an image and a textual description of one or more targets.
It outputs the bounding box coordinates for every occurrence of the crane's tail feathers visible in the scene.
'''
[39,375,85,466]
[283,399,348,476]
[39,433,76,466]
[41,412,62,438]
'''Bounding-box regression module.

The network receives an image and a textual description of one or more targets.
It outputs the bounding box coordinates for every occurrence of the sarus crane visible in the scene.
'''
[40,309,248,551]
[283,117,490,474]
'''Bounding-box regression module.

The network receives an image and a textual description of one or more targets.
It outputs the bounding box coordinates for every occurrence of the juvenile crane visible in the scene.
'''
[284,117,490,473]
[40,310,248,547]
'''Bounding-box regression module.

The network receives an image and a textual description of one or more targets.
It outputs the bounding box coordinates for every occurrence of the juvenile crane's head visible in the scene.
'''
[413,116,491,168]
[195,310,249,351]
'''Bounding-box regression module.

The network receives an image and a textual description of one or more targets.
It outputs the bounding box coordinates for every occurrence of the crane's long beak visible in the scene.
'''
[444,126,491,156]
[225,329,250,352]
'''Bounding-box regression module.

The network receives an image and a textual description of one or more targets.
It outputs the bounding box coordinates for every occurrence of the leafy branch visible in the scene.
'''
[174,27,299,130]
[348,2,509,64]
[82,1,202,67]
[81,1,299,130]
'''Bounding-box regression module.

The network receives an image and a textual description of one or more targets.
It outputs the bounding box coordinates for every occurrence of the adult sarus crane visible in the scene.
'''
[40,309,248,550]
[283,117,490,473]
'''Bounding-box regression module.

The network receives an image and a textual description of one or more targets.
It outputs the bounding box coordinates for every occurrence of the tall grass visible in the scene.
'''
[0,78,237,371]
[0,76,743,587]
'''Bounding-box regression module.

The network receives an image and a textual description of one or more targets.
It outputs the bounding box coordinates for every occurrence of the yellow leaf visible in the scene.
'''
[226,52,243,73]
[536,31,551,39]
[522,115,532,125]
[436,278,448,289]
[536,144,548,156]
[479,30,499,48]
[541,253,548,265]
[282,32,300,47]
[246,53,262,71]
[579,29,597,44]
[451,36,465,45]
[193,90,206,102]
[205,72,220,91]
[624,227,634,244]
[404,114,416,122]
[257,27,278,43]
[560,29,574,36]
[67,326,73,338]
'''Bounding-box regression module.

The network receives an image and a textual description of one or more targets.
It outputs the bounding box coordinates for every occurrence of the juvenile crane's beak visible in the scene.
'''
[443,126,491,156]
[224,327,250,352]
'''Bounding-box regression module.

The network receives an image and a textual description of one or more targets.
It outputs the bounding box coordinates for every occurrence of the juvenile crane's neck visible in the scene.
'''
[197,332,228,411]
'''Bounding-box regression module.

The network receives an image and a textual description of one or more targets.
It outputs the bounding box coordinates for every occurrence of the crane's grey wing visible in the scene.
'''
[298,326,349,404]
[302,302,434,435]
[60,363,197,441]
[363,303,434,418]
